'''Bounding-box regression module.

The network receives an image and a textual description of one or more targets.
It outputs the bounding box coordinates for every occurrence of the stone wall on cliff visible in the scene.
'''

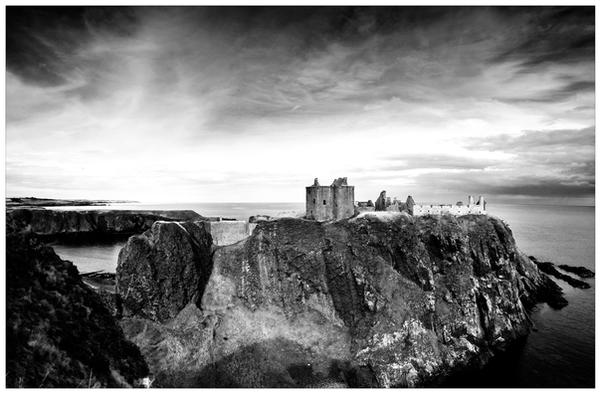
[116,214,564,388]
[199,220,256,246]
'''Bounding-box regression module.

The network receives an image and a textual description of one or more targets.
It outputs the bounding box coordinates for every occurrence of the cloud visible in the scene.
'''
[5,6,595,204]
[475,126,594,151]
[490,7,594,68]
[496,80,595,104]
[384,154,499,171]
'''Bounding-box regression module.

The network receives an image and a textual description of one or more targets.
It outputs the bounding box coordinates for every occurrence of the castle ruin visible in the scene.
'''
[306,177,355,221]
[307,177,487,220]
[367,190,486,216]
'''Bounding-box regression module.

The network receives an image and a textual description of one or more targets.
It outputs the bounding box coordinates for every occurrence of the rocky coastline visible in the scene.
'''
[6,209,578,387]
[529,256,592,289]
[6,208,203,242]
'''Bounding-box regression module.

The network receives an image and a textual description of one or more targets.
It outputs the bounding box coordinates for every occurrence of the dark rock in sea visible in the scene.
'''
[118,214,566,387]
[530,259,591,289]
[6,233,148,388]
[557,264,595,279]
[117,221,214,323]
[6,208,204,241]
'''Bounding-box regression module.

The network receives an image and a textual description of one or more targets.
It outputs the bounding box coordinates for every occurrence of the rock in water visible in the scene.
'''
[117,221,213,322]
[6,233,148,388]
[118,215,566,388]
[531,260,591,289]
[557,264,595,279]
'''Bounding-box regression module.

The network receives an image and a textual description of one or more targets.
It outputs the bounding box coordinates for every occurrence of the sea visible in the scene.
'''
[50,202,595,388]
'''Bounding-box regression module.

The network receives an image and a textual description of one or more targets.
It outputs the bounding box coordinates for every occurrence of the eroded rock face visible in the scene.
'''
[118,215,564,388]
[116,221,213,323]
[6,233,148,388]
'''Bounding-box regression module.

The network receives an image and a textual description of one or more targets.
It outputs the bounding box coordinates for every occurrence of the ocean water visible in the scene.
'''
[446,204,595,388]
[50,202,595,387]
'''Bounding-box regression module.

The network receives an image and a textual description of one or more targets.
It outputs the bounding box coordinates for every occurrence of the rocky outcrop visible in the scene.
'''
[557,264,595,279]
[528,256,596,279]
[117,221,213,322]
[117,214,566,388]
[6,233,148,388]
[6,208,203,241]
[529,257,591,289]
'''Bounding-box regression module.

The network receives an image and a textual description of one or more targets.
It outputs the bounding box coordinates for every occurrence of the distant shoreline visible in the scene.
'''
[5,197,139,209]
[5,197,595,209]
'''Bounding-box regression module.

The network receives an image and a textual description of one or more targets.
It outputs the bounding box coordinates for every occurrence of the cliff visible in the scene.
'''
[117,213,565,387]
[117,221,214,322]
[6,233,149,387]
[6,208,203,241]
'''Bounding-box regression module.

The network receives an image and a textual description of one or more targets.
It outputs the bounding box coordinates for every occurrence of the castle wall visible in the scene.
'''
[201,220,256,246]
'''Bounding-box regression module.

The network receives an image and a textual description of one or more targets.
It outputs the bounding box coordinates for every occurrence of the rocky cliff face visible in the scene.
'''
[6,233,148,388]
[117,221,214,322]
[117,214,565,387]
[6,208,203,241]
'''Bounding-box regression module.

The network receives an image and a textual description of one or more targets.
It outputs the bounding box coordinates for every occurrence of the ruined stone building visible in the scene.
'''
[368,189,486,217]
[306,177,355,221]
[367,191,415,214]
[411,195,486,216]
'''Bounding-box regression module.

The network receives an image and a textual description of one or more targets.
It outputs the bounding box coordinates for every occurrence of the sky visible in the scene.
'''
[6,6,595,204]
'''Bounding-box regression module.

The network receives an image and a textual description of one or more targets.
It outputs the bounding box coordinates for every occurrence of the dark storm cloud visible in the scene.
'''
[7,7,138,86]
[486,181,594,198]
[8,6,594,126]
[415,171,594,198]
[491,7,594,67]
[9,6,593,92]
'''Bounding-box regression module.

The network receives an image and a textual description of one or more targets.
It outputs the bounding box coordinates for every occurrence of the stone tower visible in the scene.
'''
[306,177,355,221]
